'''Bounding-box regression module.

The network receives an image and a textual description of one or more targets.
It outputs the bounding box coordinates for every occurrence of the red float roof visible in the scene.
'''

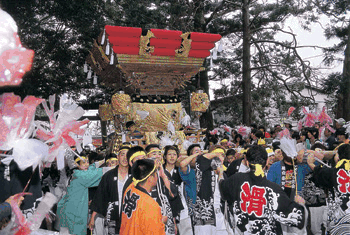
[103,26,221,58]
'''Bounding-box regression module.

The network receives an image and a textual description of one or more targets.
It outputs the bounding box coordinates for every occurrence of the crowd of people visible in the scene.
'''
[1,117,350,235]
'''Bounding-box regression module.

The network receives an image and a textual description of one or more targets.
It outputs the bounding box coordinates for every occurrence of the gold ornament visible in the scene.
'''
[139,30,155,57]
[111,92,131,115]
[191,91,210,112]
[99,104,114,121]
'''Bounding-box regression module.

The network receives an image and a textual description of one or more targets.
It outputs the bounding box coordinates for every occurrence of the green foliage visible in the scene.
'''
[0,0,325,127]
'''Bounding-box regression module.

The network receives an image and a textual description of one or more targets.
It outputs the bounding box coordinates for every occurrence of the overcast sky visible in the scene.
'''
[209,15,344,100]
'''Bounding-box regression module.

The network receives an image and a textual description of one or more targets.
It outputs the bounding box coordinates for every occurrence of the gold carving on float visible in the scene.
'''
[191,92,210,112]
[176,32,192,58]
[111,93,131,115]
[139,30,155,57]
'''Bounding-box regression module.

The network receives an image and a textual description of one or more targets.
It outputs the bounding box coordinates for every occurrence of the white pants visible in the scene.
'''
[93,214,107,235]
[194,212,233,235]
[177,217,193,235]
[309,206,327,235]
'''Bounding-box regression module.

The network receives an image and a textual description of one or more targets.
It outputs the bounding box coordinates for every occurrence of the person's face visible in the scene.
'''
[129,125,136,132]
[336,122,341,129]
[296,152,303,164]
[274,149,283,161]
[107,159,118,168]
[119,149,129,167]
[226,154,235,163]
[148,147,162,161]
[221,142,228,148]
[236,137,241,142]
[314,124,320,129]
[166,149,178,165]
[307,132,313,139]
[300,135,306,141]
[235,152,242,159]
[259,128,264,133]
[77,160,89,171]
[275,126,282,132]
[337,135,345,142]
[191,146,202,155]
[231,132,236,139]
[324,128,331,137]
[266,155,275,167]
[149,172,158,188]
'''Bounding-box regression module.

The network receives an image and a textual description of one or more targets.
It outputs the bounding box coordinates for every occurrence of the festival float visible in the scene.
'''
[85,25,221,152]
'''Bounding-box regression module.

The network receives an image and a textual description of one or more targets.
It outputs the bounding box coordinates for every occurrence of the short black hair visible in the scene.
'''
[187,144,201,156]
[127,146,145,163]
[258,125,265,131]
[272,141,280,151]
[246,145,267,167]
[338,144,350,160]
[306,127,319,139]
[132,159,156,181]
[250,123,257,129]
[126,121,135,129]
[226,148,236,157]
[88,151,103,164]
[311,143,326,151]
[292,132,300,140]
[336,127,348,139]
[255,130,264,139]
[234,134,243,142]
[118,146,131,153]
[145,144,160,153]
[300,131,308,138]
[105,152,117,161]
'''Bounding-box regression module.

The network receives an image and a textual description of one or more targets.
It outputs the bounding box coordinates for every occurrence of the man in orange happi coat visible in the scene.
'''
[120,159,165,235]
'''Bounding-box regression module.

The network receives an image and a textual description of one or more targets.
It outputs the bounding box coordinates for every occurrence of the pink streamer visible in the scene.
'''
[16,96,45,137]
[288,107,295,116]
[210,129,218,135]
[297,119,303,131]
[0,93,44,144]
[317,106,332,124]
[302,106,317,127]
[324,123,336,133]
[37,95,90,164]
[0,32,34,87]
[278,128,291,139]
[238,126,247,137]
[223,125,230,133]
[9,192,32,235]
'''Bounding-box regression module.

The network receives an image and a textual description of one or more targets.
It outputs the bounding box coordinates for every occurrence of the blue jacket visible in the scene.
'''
[267,161,312,193]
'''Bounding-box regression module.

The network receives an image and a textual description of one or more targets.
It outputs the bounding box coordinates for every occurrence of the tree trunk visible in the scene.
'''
[199,71,214,130]
[101,120,108,148]
[193,0,213,129]
[242,0,252,125]
[341,23,350,121]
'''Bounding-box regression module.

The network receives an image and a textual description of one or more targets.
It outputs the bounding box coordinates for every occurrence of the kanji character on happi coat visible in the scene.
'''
[218,145,306,234]
[121,146,179,235]
[307,143,350,234]
[120,159,165,235]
